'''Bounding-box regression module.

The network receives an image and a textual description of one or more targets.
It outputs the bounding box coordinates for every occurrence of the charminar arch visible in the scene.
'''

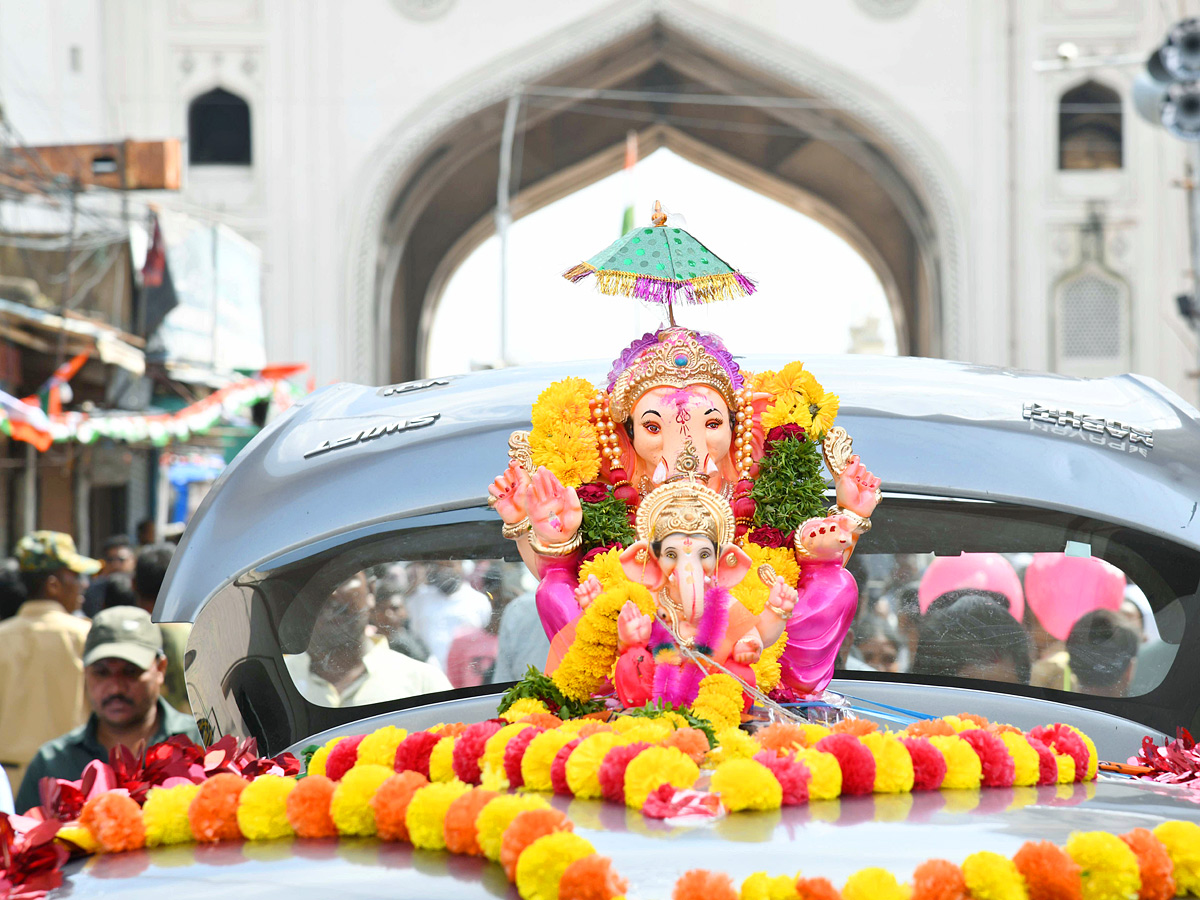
[341,0,968,384]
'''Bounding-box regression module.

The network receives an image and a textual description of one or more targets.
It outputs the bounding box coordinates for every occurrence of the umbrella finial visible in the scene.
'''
[651,200,667,227]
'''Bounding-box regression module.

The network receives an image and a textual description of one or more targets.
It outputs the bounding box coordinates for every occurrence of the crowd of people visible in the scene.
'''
[841,551,1164,697]
[284,558,548,709]
[0,527,200,816]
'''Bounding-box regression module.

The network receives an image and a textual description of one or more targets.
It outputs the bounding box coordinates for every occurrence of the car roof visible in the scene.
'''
[157,354,1200,624]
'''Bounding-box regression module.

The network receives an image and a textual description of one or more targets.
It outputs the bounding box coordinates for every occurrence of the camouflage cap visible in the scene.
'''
[84,605,162,669]
[16,531,101,576]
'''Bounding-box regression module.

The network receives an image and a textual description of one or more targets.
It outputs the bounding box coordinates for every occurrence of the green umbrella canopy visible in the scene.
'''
[563,204,756,317]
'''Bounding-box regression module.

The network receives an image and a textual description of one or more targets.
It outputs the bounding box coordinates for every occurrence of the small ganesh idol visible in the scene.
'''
[487,204,881,704]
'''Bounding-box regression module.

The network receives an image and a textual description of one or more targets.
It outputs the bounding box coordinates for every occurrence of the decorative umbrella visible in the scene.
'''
[563,202,755,324]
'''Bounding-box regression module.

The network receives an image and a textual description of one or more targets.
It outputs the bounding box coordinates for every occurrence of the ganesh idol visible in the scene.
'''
[487,207,881,707]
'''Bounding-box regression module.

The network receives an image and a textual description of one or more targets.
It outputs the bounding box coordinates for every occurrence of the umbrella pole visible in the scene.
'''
[667,297,677,327]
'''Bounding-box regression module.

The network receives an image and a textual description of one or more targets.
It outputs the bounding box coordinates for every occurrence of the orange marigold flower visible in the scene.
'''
[443,788,497,856]
[1012,840,1082,900]
[906,719,956,738]
[436,722,469,738]
[674,869,739,900]
[188,773,247,843]
[912,859,968,900]
[577,721,612,739]
[80,791,145,853]
[830,717,878,737]
[522,712,564,730]
[664,727,711,764]
[796,876,844,900]
[500,807,573,882]
[559,854,628,900]
[955,713,989,729]
[371,771,429,842]
[286,774,338,838]
[1121,828,1176,900]
[756,722,810,756]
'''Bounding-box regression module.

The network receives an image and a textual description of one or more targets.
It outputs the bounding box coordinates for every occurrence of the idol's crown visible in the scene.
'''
[609,328,738,423]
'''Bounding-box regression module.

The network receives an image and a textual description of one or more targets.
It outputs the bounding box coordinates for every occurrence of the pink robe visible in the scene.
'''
[780,559,858,695]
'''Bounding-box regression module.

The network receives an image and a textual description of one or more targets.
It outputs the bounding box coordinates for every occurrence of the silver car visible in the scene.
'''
[61,354,1200,897]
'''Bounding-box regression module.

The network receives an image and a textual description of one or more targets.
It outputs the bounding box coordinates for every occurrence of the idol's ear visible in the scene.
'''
[619,541,663,589]
[715,544,753,587]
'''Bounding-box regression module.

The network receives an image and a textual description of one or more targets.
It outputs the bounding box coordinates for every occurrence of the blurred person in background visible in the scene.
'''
[132,544,190,714]
[891,585,921,671]
[405,561,490,670]
[852,615,903,673]
[911,590,1032,685]
[369,564,433,663]
[136,519,157,548]
[101,573,137,610]
[15,606,200,814]
[0,558,27,622]
[0,532,99,792]
[81,535,135,618]
[492,568,550,683]
[446,562,522,688]
[286,571,450,707]
[1067,609,1138,698]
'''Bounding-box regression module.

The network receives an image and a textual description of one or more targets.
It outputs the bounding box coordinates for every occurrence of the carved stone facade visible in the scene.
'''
[0,0,1191,399]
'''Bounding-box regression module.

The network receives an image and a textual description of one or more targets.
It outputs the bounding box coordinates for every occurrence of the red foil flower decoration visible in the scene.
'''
[0,815,68,900]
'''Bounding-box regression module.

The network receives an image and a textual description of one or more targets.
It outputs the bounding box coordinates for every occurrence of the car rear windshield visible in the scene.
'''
[188,498,1200,753]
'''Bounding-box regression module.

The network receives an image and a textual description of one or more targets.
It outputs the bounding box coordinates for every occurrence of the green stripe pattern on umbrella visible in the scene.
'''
[564,223,755,305]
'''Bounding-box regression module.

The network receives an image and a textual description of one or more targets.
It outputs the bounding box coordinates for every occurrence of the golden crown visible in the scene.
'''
[609,329,738,423]
[636,479,735,547]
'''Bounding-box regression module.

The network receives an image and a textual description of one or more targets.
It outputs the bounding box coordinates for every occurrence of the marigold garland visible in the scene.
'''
[405,781,471,850]
[515,831,597,900]
[691,673,744,732]
[429,735,458,782]
[80,792,145,853]
[860,732,915,794]
[1153,821,1200,895]
[528,378,601,487]
[1066,831,1141,900]
[793,747,843,801]
[733,542,800,615]
[285,773,337,838]
[324,734,365,781]
[356,725,407,769]
[143,783,201,847]
[624,746,699,809]
[475,793,550,862]
[236,773,296,840]
[912,859,969,900]
[741,870,804,900]
[1120,829,1175,900]
[929,735,983,790]
[566,732,622,799]
[843,867,909,900]
[961,850,1028,900]
[711,758,782,811]
[371,771,429,842]
[187,772,247,843]
[500,807,574,882]
[1011,841,1081,900]
[674,869,739,900]
[558,853,628,900]
[552,583,654,701]
[522,729,577,793]
[578,546,633,594]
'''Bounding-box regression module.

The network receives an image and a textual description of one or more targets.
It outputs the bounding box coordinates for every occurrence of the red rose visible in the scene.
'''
[747,526,788,548]
[582,543,621,564]
[576,482,610,503]
[764,424,806,452]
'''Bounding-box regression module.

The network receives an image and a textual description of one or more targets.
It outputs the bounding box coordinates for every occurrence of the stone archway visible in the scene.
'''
[341,0,967,384]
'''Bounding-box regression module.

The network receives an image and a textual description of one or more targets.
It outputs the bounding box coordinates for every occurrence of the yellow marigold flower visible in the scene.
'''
[566,732,621,799]
[620,720,675,745]
[733,542,799,615]
[529,421,601,488]
[793,748,842,800]
[355,725,407,769]
[691,673,744,733]
[514,831,595,900]
[1063,725,1099,780]
[761,362,810,407]
[751,633,788,694]
[761,397,813,432]
[810,392,839,439]
[484,722,533,775]
[143,783,201,847]
[521,729,576,793]
[557,719,595,735]
[236,774,296,840]
[999,733,1041,787]
[929,735,982,790]
[942,715,972,733]
[962,851,1029,900]
[56,824,98,854]
[578,547,633,594]
[405,780,470,850]
[741,871,801,900]
[330,764,393,836]
[530,377,596,434]
[306,735,344,778]
[501,698,550,723]
[707,727,762,767]
[797,723,831,747]
[552,583,654,701]
[712,758,782,812]
[843,867,910,900]
[1066,831,1141,900]
[475,793,549,861]
[1056,754,1076,785]
[623,746,699,809]
[860,733,914,794]
[429,736,457,782]
[480,762,509,792]
[1153,820,1200,896]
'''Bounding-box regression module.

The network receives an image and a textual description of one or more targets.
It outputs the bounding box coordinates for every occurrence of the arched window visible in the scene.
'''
[188,88,251,166]
[1053,267,1130,376]
[1059,81,1122,170]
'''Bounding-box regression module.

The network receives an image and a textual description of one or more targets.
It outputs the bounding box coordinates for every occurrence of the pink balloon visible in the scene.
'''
[917,553,1025,621]
[1024,553,1125,642]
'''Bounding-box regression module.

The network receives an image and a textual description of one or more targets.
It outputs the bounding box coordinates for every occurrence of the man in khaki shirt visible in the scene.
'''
[0,531,100,790]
